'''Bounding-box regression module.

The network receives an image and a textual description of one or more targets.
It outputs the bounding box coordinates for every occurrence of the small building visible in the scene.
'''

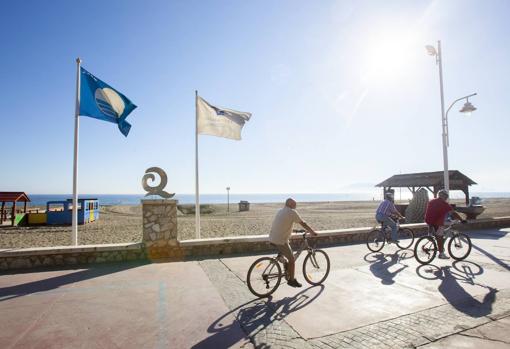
[0,192,30,226]
[46,198,99,225]
[239,200,250,212]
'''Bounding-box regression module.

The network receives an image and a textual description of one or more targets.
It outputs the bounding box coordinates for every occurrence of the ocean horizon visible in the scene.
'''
[24,192,510,206]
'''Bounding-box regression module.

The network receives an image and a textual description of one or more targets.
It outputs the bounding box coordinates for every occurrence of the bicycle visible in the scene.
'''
[414,220,472,265]
[366,217,415,252]
[246,229,330,298]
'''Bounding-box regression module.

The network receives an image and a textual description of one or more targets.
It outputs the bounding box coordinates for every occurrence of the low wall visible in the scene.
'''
[0,243,145,271]
[177,217,510,259]
[1,214,509,271]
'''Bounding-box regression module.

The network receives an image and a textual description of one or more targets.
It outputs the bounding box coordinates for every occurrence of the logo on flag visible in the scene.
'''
[79,67,137,136]
[197,96,251,140]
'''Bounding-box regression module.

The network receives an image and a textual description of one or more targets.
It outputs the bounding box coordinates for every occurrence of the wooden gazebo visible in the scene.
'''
[0,192,30,226]
[376,171,477,205]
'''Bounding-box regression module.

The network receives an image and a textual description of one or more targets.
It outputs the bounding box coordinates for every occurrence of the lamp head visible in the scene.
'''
[425,45,437,56]
[460,100,477,115]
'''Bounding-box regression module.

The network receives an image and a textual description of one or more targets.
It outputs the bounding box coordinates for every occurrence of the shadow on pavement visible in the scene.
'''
[365,250,412,285]
[192,285,324,349]
[0,261,147,302]
[415,261,497,318]
[468,229,508,240]
[468,228,509,271]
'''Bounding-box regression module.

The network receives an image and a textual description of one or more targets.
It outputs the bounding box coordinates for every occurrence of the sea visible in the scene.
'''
[25,192,510,206]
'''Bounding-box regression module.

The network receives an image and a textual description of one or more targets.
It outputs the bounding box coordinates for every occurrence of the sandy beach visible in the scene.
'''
[1,198,509,249]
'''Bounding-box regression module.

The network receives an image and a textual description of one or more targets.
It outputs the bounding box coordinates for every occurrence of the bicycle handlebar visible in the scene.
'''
[293,229,310,238]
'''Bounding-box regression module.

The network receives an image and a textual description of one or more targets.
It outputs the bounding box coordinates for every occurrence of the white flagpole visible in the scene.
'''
[72,58,81,245]
[195,90,201,239]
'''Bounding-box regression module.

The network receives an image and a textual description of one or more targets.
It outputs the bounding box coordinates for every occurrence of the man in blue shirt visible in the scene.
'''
[375,192,405,243]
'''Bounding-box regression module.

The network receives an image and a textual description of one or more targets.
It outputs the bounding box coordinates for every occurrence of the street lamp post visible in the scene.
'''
[226,187,230,213]
[426,41,478,193]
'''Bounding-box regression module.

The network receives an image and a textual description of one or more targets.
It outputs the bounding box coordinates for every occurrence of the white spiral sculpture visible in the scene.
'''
[142,167,174,199]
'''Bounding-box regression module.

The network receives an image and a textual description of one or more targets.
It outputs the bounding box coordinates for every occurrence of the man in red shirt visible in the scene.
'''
[425,190,465,259]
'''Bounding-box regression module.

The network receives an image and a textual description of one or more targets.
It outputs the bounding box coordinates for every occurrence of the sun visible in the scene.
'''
[360,28,422,84]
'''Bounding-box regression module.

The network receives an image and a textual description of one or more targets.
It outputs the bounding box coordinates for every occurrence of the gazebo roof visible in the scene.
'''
[0,192,31,203]
[376,171,476,189]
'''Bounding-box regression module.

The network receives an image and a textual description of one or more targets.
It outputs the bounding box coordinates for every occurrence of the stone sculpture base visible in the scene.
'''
[142,199,182,260]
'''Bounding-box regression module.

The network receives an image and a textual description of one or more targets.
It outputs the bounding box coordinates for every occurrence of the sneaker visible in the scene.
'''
[287,279,302,288]
[387,239,400,245]
[438,252,450,259]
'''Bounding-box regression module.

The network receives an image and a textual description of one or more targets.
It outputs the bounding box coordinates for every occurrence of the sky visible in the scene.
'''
[1,0,509,195]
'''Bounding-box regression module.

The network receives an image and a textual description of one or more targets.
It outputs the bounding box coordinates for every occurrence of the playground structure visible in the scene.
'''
[0,193,99,226]
[46,198,99,225]
[0,192,30,226]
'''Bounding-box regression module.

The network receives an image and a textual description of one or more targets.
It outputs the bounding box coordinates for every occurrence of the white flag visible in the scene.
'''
[197,96,251,140]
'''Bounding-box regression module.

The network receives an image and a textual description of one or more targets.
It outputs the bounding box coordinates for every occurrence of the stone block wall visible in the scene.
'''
[142,199,182,260]
[0,244,145,271]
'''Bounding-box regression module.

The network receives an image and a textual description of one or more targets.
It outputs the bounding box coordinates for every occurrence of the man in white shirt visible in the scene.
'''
[269,198,318,287]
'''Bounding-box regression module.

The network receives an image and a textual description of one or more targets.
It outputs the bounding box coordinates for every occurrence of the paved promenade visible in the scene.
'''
[1,228,509,348]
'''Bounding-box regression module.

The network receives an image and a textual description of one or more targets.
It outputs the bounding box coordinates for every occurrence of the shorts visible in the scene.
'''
[273,242,294,262]
[429,225,445,237]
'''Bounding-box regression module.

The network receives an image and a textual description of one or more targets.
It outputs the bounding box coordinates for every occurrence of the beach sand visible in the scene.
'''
[1,199,509,249]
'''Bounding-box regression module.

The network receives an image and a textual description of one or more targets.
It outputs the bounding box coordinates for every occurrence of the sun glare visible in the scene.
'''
[361,29,421,84]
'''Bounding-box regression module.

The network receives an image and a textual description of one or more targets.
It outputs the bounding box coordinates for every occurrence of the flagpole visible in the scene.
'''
[195,90,201,239]
[72,58,81,246]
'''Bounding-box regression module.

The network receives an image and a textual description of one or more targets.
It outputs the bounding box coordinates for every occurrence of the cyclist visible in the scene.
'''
[269,198,318,288]
[375,192,405,244]
[425,189,466,259]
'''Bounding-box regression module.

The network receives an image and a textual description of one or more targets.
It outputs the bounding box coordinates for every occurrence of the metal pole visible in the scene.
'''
[195,90,201,239]
[226,187,230,213]
[72,57,81,245]
[437,41,449,193]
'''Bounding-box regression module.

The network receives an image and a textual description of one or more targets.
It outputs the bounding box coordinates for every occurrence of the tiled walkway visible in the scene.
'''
[1,228,509,348]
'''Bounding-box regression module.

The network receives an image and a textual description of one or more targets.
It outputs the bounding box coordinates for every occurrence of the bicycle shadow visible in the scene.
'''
[191,285,324,349]
[364,250,412,285]
[415,261,497,318]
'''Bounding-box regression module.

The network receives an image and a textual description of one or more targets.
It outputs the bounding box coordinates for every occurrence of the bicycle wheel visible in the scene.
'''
[414,236,437,265]
[448,232,472,261]
[396,228,415,250]
[366,229,385,252]
[303,249,330,285]
[247,257,282,298]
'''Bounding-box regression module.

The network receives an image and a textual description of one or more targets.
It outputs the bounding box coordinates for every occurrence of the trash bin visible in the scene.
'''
[239,201,250,212]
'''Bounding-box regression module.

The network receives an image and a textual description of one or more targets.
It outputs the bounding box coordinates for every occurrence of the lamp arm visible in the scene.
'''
[445,93,477,117]
[444,93,477,147]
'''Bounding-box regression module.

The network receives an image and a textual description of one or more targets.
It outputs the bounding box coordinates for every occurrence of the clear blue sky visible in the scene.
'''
[1,0,509,195]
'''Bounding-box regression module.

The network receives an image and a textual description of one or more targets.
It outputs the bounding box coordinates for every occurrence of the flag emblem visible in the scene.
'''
[94,88,125,118]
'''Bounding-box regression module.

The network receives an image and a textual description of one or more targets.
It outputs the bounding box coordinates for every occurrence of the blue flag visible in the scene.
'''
[79,67,137,136]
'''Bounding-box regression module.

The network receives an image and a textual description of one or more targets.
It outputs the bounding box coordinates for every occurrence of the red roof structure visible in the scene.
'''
[0,192,31,203]
[0,192,31,226]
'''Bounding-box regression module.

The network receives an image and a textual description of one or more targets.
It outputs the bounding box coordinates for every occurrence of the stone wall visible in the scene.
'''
[0,243,145,271]
[176,217,510,259]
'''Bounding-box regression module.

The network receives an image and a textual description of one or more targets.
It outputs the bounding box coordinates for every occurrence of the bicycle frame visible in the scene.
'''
[274,231,315,262]
[427,222,457,240]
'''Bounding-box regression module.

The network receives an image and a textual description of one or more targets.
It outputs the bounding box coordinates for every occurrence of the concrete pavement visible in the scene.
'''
[1,227,509,348]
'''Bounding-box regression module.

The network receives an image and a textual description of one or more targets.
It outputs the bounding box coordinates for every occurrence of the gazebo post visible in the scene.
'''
[24,201,27,213]
[464,186,470,205]
[11,201,16,226]
[1,201,4,223]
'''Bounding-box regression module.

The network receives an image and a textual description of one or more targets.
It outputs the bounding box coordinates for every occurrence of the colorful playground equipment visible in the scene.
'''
[46,198,99,225]
[1,193,99,226]
[0,192,30,226]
